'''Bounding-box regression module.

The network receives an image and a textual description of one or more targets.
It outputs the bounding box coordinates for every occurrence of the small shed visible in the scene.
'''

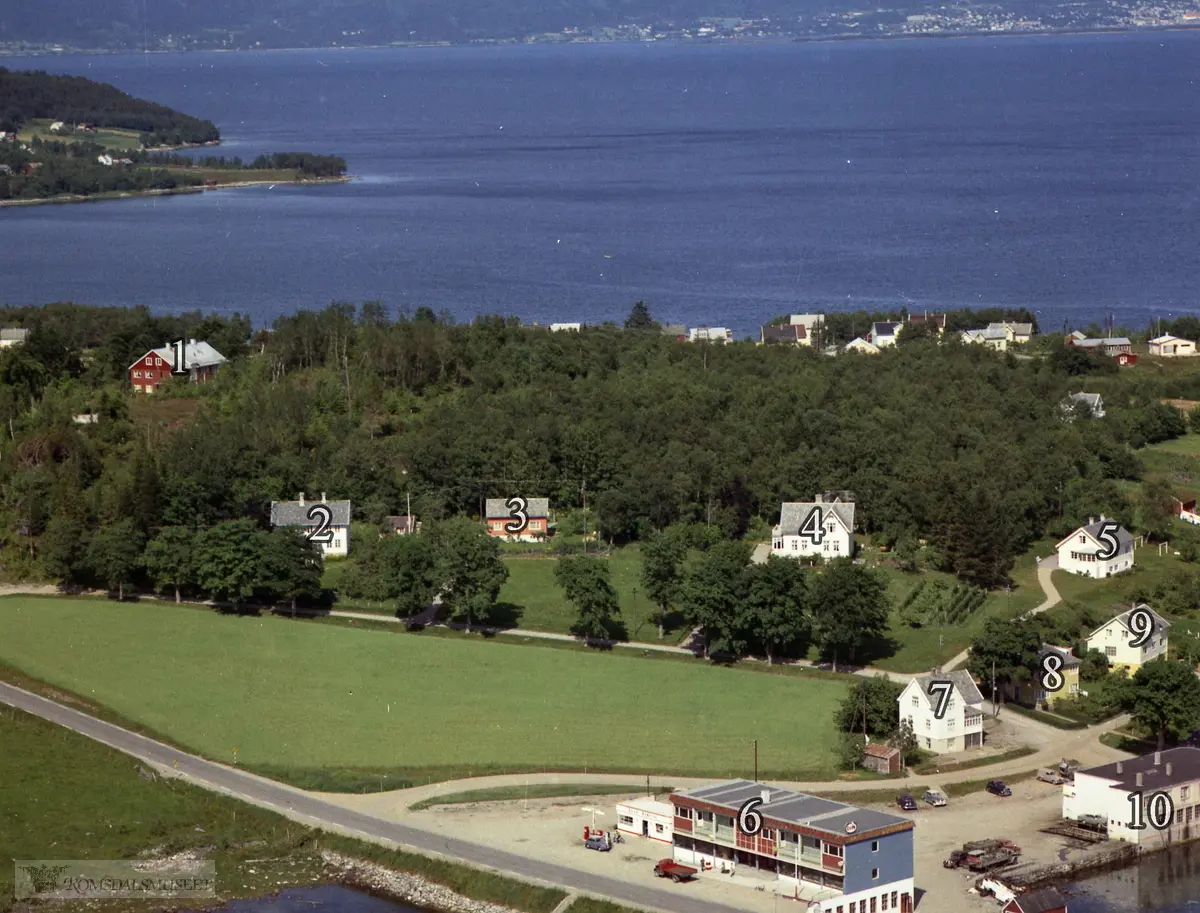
[862,743,902,775]
[1002,886,1068,913]
[615,797,674,843]
[1115,352,1138,367]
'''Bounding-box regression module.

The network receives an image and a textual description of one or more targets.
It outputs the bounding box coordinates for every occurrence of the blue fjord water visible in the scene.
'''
[1,32,1199,335]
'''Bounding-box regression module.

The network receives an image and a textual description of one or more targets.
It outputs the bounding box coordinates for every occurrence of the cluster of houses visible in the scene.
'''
[97,154,134,167]
[1063,330,1199,366]
[605,744,1200,912]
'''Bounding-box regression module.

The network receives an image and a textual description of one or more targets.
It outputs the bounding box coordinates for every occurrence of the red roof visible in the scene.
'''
[863,743,900,759]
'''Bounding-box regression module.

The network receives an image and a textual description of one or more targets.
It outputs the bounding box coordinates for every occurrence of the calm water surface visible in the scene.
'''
[197,884,418,912]
[2,34,1199,333]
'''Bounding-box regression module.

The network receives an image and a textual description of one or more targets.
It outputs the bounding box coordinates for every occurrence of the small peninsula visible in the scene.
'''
[0,68,348,206]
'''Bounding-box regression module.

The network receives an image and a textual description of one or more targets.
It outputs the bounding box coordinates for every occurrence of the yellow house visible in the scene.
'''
[1003,644,1080,708]
[1085,604,1170,675]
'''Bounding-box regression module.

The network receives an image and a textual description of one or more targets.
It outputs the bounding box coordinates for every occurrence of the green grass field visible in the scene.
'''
[0,596,848,787]
[20,118,143,152]
[0,705,567,913]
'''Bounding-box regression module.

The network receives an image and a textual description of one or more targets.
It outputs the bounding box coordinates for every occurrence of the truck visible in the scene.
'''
[653,860,698,883]
[965,848,1020,872]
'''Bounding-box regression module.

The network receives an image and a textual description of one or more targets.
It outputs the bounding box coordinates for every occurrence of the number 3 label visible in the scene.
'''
[504,496,528,534]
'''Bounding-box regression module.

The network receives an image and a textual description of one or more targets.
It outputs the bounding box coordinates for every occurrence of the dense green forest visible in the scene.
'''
[0,301,1196,604]
[0,68,219,147]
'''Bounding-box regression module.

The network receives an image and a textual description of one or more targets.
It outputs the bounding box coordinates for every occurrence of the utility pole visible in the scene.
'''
[992,659,998,719]
[753,739,758,782]
[581,478,588,555]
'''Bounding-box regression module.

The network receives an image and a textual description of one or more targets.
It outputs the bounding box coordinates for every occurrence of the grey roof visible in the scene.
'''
[988,322,1033,335]
[1040,644,1080,669]
[0,327,29,342]
[871,321,900,337]
[673,780,911,840]
[1059,517,1133,551]
[383,515,417,533]
[270,496,351,527]
[761,324,806,343]
[1088,602,1169,640]
[962,327,1008,342]
[661,324,686,337]
[907,670,984,707]
[1078,747,1200,792]
[774,498,855,536]
[1074,336,1131,348]
[485,497,549,519]
[128,340,228,371]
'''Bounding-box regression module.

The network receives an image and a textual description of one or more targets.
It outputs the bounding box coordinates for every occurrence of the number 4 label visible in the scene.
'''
[800,506,825,545]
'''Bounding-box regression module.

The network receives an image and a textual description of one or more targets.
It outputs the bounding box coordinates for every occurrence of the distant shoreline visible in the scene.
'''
[0,22,1198,57]
[0,174,351,208]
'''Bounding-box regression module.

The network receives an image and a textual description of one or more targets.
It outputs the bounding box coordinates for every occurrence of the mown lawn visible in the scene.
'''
[0,596,848,787]
[498,547,690,643]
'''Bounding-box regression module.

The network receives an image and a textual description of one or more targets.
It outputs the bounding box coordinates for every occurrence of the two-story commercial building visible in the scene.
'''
[1055,516,1135,578]
[1062,747,1200,846]
[1084,604,1169,675]
[771,494,855,561]
[897,671,985,754]
[670,780,915,913]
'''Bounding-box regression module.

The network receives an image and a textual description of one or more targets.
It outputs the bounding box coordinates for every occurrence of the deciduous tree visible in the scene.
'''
[640,531,686,639]
[142,526,196,602]
[1122,659,1200,750]
[744,555,809,664]
[431,517,507,628]
[86,518,144,600]
[555,556,622,642]
[195,519,265,606]
[809,560,890,671]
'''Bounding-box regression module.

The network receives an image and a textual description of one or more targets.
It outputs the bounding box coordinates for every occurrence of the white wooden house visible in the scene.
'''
[897,671,985,754]
[1055,516,1134,578]
[771,494,854,560]
[269,492,351,557]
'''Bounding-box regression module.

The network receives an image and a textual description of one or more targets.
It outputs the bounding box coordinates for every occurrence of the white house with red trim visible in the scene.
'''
[128,339,227,394]
[615,797,674,843]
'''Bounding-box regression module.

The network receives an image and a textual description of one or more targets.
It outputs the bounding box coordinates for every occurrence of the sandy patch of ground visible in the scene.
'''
[374,783,1097,913]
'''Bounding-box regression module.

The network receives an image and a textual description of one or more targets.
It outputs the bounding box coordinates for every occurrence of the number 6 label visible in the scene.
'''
[737,797,763,836]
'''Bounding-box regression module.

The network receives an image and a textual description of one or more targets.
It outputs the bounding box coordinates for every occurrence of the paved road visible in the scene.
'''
[942,557,1062,673]
[0,681,749,913]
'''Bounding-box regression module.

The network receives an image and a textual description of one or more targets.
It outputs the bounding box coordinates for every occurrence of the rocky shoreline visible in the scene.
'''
[0,175,350,207]
[319,850,530,913]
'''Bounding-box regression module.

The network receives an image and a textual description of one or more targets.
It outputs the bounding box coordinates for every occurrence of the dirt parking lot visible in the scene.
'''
[385,780,1094,913]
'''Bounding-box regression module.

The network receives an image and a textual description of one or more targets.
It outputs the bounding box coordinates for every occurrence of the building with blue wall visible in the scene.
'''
[670,780,915,913]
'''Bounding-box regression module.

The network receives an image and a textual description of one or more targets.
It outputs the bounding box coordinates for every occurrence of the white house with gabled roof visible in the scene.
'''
[897,671,985,754]
[1149,335,1196,357]
[771,494,854,560]
[1055,516,1135,578]
[1085,603,1169,674]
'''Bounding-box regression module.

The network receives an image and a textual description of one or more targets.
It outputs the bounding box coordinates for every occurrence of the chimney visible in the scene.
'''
[1088,516,1097,525]
[1116,761,1123,774]
[299,492,305,506]
[1136,773,1143,788]
[188,338,196,346]
[1155,751,1162,766]
[1167,762,1173,777]
[814,494,824,504]
[761,789,771,804]
[322,492,327,503]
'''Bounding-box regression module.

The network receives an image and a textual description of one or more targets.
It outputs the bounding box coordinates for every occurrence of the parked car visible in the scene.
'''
[986,780,1012,797]
[1077,814,1107,832]
[922,789,948,807]
[897,793,918,811]
[584,836,611,852]
[1037,768,1066,785]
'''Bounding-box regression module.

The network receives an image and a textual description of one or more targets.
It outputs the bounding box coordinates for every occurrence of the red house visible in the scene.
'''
[485,497,549,541]
[1115,352,1138,367]
[1002,887,1068,913]
[128,339,227,394]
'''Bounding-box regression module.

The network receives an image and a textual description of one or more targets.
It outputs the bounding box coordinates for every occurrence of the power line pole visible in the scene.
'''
[992,659,998,719]
[581,478,588,555]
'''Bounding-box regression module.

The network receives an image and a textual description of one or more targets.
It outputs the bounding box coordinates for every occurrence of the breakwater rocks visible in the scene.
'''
[1007,843,1139,889]
[319,851,526,913]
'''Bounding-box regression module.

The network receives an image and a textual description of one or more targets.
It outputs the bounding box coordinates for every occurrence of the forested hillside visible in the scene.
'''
[0,301,1191,597]
[0,68,218,146]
